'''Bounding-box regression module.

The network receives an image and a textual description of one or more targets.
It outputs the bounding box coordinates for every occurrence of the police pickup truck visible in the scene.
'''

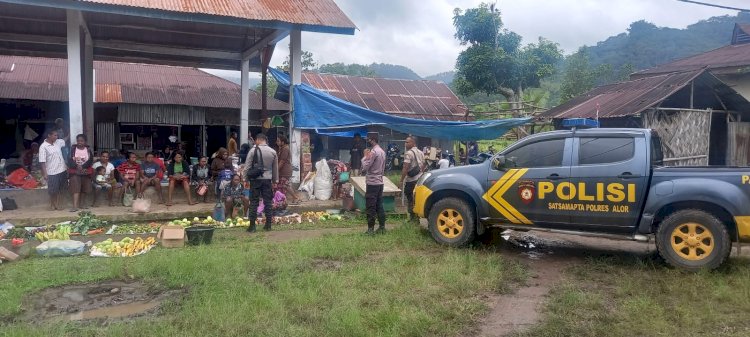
[413,128,750,270]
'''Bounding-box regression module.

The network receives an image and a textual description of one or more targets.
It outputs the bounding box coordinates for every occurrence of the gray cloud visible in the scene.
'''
[258,0,746,77]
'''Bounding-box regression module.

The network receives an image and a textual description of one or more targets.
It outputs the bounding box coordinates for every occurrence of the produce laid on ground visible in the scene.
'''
[90,237,157,257]
[71,211,108,236]
[301,211,343,222]
[34,225,72,242]
[5,228,29,240]
[108,222,161,235]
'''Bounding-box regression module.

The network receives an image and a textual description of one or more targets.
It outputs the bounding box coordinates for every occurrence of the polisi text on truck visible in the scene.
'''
[537,182,636,203]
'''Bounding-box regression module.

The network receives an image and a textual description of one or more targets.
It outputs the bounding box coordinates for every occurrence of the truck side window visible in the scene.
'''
[504,139,565,168]
[578,137,634,165]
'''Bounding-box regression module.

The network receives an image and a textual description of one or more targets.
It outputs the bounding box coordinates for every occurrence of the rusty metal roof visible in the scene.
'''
[732,23,750,45]
[635,30,750,77]
[301,72,468,121]
[539,69,704,119]
[0,55,288,110]
[76,0,356,32]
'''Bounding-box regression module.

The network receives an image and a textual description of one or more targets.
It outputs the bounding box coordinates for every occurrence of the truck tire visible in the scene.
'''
[655,209,731,271]
[428,198,476,247]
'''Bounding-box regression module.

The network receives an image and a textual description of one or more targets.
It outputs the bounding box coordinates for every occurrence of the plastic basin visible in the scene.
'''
[185,226,215,245]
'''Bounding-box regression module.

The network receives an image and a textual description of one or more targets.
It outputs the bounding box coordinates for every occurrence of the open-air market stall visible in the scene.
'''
[270,68,531,184]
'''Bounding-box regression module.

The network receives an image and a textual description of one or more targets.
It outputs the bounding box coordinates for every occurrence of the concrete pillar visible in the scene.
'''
[289,29,302,183]
[66,10,84,140]
[240,57,250,146]
[83,33,94,144]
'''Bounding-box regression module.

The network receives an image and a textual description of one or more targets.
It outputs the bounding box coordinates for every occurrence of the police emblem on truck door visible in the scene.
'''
[518,180,535,204]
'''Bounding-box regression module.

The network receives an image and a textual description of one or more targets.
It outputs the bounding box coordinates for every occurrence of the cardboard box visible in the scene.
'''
[157,225,186,248]
[302,153,312,163]
[0,247,19,261]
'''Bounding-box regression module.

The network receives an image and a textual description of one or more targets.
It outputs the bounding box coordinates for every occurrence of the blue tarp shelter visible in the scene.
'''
[270,68,530,141]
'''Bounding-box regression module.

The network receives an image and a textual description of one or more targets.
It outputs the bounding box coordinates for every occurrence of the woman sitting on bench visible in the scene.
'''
[166,151,196,206]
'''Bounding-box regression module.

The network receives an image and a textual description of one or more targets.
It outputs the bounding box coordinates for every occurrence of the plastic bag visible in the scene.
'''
[213,202,226,222]
[123,187,134,207]
[313,159,332,200]
[298,172,316,199]
[36,240,86,257]
[132,198,151,213]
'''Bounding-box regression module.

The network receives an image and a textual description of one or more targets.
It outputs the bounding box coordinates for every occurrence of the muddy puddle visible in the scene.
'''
[21,280,186,324]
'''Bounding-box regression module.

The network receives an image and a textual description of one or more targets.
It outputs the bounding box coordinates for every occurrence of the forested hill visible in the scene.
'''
[584,12,750,71]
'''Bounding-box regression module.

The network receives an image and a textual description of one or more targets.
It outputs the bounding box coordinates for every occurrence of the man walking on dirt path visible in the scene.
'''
[362,133,386,235]
[246,133,278,233]
[39,130,67,210]
[400,136,424,223]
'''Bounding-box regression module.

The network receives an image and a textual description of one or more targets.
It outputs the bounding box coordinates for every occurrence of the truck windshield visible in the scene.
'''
[651,133,664,166]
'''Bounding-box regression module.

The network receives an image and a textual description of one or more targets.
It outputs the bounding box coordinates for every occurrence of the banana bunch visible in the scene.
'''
[35,225,72,242]
[93,237,156,257]
[121,237,156,257]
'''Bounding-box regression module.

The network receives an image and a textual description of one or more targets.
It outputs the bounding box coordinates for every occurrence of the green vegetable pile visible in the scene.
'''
[72,211,108,235]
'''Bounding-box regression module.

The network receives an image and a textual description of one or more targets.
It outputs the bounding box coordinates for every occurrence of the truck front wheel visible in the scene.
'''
[428,198,476,247]
[655,209,731,271]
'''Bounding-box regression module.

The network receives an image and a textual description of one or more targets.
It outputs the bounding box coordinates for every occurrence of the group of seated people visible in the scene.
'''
[91,148,238,208]
[92,150,201,206]
[91,146,279,220]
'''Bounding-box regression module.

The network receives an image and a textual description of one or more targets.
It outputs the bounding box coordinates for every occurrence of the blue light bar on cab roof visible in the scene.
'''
[562,118,599,129]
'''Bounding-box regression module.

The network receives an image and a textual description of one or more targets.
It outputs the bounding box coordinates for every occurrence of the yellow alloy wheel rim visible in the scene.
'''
[437,209,464,239]
[670,222,714,261]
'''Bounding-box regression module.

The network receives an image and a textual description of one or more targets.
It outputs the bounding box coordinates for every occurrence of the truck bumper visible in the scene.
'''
[735,216,750,242]
[413,185,433,218]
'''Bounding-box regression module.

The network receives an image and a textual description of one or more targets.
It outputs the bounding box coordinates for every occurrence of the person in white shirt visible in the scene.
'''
[437,151,450,169]
[92,150,120,207]
[39,129,67,210]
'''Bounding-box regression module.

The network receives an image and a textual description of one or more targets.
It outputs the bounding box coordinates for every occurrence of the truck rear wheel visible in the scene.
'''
[655,209,731,271]
[428,198,476,247]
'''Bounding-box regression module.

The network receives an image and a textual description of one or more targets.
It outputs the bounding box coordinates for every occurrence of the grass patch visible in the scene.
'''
[0,222,524,337]
[512,255,750,337]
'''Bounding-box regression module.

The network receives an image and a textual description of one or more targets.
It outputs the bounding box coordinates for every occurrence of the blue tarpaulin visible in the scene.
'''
[316,127,369,138]
[270,68,530,141]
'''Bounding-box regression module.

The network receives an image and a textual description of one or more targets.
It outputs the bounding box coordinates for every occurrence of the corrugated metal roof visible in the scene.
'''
[539,69,704,119]
[0,55,288,110]
[301,72,468,121]
[635,34,750,77]
[732,23,750,45]
[76,0,356,31]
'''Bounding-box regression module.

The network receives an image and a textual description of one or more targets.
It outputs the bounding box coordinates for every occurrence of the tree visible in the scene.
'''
[282,50,317,71]
[452,3,562,110]
[318,63,377,77]
[255,77,278,99]
[560,48,634,104]
[559,49,596,103]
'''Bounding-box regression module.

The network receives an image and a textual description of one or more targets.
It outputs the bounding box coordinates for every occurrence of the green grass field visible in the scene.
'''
[0,224,525,337]
[512,255,750,337]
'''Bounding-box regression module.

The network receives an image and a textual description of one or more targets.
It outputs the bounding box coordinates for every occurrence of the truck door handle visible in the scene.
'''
[546,174,565,180]
[618,172,640,179]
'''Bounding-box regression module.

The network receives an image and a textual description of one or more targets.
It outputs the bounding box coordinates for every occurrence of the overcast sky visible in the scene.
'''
[208,0,745,80]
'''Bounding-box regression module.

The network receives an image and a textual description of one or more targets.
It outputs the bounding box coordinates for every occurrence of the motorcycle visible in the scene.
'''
[468,152,494,165]
[425,150,456,171]
[385,143,401,172]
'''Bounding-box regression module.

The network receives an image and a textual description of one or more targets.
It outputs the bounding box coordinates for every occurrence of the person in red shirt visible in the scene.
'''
[117,152,141,193]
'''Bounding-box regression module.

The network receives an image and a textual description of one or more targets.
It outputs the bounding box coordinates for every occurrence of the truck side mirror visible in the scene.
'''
[491,155,506,171]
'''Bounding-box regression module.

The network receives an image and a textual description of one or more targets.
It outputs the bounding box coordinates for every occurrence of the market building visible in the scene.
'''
[0,0,357,183]
[0,55,289,162]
